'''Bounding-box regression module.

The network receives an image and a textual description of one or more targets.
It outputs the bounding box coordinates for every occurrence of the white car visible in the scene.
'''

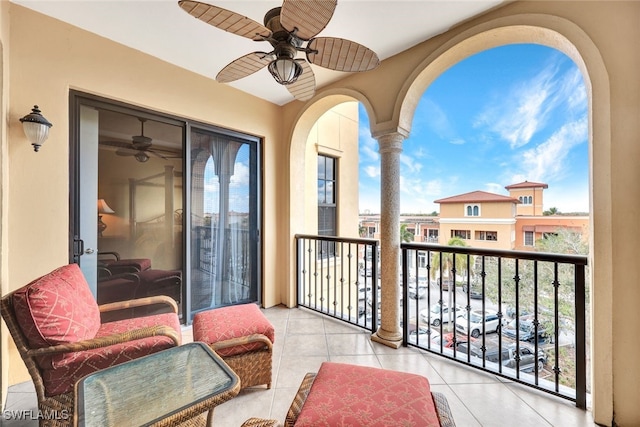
[420,303,463,326]
[455,309,501,338]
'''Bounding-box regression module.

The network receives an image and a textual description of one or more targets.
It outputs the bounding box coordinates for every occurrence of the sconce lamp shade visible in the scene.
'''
[97,199,115,214]
[20,105,53,152]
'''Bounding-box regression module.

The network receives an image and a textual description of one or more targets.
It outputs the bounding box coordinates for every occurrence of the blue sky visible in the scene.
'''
[358,44,589,215]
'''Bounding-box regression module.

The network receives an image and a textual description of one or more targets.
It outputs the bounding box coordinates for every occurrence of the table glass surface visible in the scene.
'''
[75,342,237,426]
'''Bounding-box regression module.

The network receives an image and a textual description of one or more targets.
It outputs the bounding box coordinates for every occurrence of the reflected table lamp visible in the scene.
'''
[97,199,115,237]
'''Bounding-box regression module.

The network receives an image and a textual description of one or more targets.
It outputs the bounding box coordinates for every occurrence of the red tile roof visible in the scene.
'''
[434,190,520,204]
[505,181,548,190]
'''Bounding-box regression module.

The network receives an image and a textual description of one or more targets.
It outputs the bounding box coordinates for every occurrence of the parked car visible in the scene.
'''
[408,284,428,299]
[420,303,463,327]
[430,331,476,349]
[458,342,546,373]
[502,315,551,343]
[439,278,456,290]
[462,282,483,299]
[455,309,501,338]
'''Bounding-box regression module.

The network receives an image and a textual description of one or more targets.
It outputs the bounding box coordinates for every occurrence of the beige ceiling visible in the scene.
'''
[13,0,504,106]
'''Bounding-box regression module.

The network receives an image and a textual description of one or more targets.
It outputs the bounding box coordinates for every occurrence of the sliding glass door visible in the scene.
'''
[70,92,262,323]
[188,126,260,317]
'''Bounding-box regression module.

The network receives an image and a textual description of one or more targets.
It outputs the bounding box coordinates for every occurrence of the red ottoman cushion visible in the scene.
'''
[296,362,440,427]
[192,304,274,357]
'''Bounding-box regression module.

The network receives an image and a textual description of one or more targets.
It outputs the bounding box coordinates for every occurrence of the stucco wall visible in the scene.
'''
[2,4,282,385]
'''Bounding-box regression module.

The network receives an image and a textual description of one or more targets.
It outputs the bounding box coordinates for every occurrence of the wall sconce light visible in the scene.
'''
[20,105,53,152]
[97,198,115,237]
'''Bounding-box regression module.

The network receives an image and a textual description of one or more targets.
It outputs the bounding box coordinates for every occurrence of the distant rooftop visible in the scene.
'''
[505,181,549,190]
[434,190,520,204]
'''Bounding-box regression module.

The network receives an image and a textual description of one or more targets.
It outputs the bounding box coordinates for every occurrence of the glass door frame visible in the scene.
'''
[69,91,263,322]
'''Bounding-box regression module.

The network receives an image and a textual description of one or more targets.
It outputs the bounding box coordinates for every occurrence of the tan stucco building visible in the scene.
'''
[0,2,638,425]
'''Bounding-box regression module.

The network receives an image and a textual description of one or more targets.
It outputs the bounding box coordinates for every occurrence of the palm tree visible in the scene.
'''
[429,237,469,323]
[400,223,414,243]
[429,237,469,282]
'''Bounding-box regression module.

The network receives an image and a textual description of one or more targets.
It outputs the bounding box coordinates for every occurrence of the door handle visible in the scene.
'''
[85,248,95,254]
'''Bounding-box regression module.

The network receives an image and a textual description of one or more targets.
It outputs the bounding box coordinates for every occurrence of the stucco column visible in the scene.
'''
[371,131,405,348]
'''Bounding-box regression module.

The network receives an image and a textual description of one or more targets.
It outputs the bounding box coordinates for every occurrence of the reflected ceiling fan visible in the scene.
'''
[101,118,180,163]
[178,0,380,101]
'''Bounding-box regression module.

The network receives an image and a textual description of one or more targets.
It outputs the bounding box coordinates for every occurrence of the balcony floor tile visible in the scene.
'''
[3,306,598,426]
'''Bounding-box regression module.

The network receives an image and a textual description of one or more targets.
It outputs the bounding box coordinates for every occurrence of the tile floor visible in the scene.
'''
[3,305,598,426]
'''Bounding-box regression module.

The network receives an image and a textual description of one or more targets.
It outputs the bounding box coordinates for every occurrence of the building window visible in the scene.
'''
[524,231,534,246]
[465,204,480,216]
[427,229,439,242]
[318,155,337,257]
[451,229,471,240]
[520,196,533,205]
[476,231,498,241]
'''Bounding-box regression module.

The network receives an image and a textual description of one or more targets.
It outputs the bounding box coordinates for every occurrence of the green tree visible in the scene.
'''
[429,237,469,282]
[483,228,588,339]
[543,206,559,216]
[400,223,414,243]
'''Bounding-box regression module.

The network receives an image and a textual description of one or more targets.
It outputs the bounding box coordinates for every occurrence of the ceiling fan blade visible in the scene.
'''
[307,37,380,72]
[280,0,337,41]
[178,0,271,41]
[115,148,136,156]
[216,52,273,83]
[100,140,131,149]
[286,60,315,102]
[148,150,169,160]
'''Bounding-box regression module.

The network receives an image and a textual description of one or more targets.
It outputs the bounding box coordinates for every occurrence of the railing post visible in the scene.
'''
[575,264,587,408]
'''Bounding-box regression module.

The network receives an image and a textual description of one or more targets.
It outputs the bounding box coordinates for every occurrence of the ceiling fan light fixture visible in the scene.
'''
[268,57,302,85]
[135,151,150,163]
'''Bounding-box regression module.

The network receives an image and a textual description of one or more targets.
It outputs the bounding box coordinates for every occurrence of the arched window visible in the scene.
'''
[467,206,472,216]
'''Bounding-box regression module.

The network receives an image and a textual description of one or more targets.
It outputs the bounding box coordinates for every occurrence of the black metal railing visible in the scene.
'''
[401,243,588,408]
[295,234,379,332]
[294,235,588,408]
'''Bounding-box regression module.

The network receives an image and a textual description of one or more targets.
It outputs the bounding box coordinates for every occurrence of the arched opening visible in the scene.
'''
[392,19,610,422]
[287,91,377,307]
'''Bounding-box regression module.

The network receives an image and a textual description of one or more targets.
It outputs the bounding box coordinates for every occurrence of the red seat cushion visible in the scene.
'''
[12,264,101,349]
[295,362,440,427]
[103,258,151,271]
[192,304,274,357]
[40,312,181,396]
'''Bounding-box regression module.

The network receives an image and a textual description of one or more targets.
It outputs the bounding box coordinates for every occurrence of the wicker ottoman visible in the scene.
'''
[193,304,274,389]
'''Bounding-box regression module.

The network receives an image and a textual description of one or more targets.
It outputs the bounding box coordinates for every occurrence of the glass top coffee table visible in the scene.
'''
[74,342,240,426]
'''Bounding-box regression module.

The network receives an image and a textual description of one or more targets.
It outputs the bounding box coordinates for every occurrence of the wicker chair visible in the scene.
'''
[0,264,182,427]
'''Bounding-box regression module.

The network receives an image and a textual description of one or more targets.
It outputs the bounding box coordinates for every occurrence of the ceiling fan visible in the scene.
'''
[101,118,180,163]
[178,0,380,101]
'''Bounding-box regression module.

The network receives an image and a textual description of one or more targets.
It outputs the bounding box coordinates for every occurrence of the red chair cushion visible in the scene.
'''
[40,312,180,396]
[12,264,101,348]
[192,304,274,357]
[102,258,151,273]
[295,362,440,427]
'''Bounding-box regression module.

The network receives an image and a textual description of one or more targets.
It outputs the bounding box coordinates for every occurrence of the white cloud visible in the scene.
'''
[514,116,588,183]
[420,98,465,145]
[362,165,380,178]
[484,182,506,194]
[400,154,423,174]
[230,161,249,187]
[475,62,582,149]
[359,125,379,162]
